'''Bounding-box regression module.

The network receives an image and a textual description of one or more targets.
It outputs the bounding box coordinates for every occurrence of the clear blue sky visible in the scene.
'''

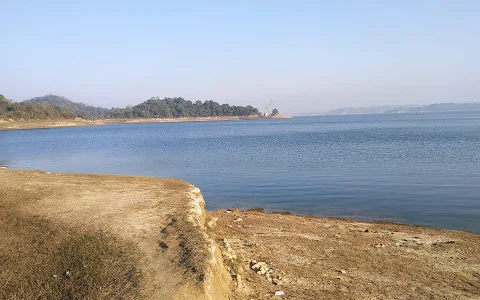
[1,1,479,114]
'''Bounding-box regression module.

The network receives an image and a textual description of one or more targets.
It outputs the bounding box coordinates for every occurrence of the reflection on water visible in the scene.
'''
[1,112,480,234]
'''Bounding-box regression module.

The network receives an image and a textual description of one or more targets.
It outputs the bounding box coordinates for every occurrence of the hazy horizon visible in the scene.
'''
[2,1,479,115]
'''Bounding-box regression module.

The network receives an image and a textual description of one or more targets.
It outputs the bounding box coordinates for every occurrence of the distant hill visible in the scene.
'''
[20,94,261,119]
[384,103,480,114]
[23,95,110,119]
[324,103,480,115]
[324,105,413,115]
[0,94,75,120]
[109,97,260,118]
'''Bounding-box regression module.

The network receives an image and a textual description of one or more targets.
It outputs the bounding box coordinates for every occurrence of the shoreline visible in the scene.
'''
[1,168,479,299]
[0,114,292,131]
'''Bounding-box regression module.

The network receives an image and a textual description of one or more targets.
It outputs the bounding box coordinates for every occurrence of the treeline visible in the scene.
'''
[109,97,260,118]
[1,94,262,120]
[0,94,75,120]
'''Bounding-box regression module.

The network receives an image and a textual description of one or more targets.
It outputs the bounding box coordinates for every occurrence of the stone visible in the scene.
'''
[274,291,285,296]
[233,217,243,222]
[338,269,346,274]
[206,217,218,228]
[364,229,369,232]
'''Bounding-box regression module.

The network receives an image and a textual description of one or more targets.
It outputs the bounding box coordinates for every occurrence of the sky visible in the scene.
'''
[1,1,479,114]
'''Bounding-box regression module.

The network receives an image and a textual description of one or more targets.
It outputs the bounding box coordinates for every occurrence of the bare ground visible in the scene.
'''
[2,168,479,299]
[0,168,229,299]
[0,115,292,130]
[208,209,480,299]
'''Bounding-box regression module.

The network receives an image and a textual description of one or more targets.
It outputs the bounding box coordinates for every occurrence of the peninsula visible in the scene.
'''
[0,94,291,130]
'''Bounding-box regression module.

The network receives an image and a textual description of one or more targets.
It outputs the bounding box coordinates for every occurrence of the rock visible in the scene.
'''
[338,269,347,274]
[374,243,385,248]
[206,217,218,229]
[335,234,341,238]
[251,261,269,275]
[223,239,237,260]
[228,225,233,228]
[364,229,369,232]
[233,217,243,222]
[272,277,281,285]
[226,210,233,213]
[274,290,285,296]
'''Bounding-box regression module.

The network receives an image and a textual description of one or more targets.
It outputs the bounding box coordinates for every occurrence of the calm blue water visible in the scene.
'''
[1,113,480,234]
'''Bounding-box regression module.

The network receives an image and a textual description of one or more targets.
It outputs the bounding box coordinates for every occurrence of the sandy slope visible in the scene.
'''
[0,169,229,299]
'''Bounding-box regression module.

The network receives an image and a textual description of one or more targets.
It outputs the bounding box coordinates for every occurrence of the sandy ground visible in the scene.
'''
[208,209,480,299]
[0,118,105,130]
[0,168,228,299]
[0,115,292,130]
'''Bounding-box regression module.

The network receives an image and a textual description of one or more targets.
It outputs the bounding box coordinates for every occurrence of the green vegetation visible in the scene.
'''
[24,94,110,119]
[0,94,75,120]
[110,97,260,118]
[3,94,261,120]
[272,108,279,115]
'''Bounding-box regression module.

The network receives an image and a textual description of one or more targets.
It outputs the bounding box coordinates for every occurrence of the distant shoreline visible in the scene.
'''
[0,114,292,131]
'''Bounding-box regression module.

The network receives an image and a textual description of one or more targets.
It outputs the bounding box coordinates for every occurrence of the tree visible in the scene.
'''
[272,108,279,115]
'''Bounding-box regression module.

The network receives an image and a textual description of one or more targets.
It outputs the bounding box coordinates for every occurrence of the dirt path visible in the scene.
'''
[208,209,480,299]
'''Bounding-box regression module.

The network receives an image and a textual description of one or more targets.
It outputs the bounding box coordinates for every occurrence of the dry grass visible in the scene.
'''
[0,169,228,299]
[159,217,211,283]
[0,203,141,299]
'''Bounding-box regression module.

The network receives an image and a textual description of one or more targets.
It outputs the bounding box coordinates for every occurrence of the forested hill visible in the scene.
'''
[109,97,260,118]
[1,94,261,120]
[0,94,75,120]
[23,94,110,119]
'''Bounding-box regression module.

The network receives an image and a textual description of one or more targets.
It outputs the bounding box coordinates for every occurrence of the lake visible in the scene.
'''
[1,112,479,234]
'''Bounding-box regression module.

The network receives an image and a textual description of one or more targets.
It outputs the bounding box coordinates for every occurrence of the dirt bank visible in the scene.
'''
[0,168,229,299]
[208,209,480,299]
[0,115,292,130]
